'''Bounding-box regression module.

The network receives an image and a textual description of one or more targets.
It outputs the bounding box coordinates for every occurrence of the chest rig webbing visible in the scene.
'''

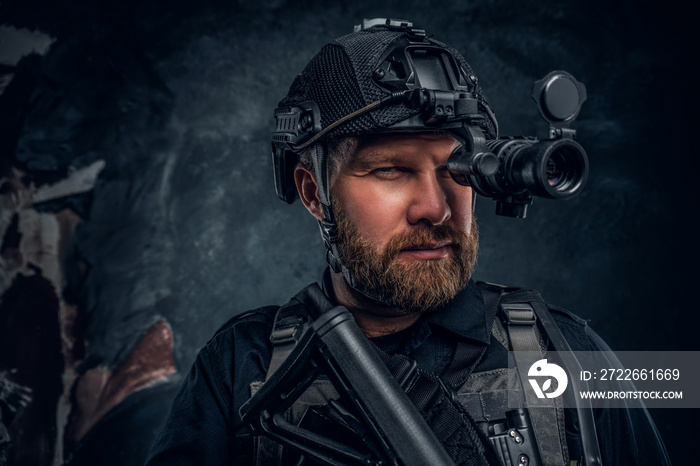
[246,282,601,466]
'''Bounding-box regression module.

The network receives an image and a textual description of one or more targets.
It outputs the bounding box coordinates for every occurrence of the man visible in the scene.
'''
[146,19,670,465]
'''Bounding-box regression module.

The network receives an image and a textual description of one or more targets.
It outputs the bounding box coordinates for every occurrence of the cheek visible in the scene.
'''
[334,182,409,248]
[459,191,475,234]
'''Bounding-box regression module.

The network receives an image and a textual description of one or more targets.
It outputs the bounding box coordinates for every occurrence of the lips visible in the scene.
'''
[399,242,453,260]
[402,241,451,251]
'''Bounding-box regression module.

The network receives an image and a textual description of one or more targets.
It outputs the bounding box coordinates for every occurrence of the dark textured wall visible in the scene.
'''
[0,0,695,464]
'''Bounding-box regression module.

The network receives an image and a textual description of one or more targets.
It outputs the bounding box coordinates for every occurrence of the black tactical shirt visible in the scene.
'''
[145,271,670,465]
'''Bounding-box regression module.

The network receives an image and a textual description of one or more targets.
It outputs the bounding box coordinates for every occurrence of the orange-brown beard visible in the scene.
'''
[334,206,478,314]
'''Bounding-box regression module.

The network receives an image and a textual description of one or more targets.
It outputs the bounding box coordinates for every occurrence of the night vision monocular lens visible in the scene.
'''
[546,154,564,187]
[544,146,584,193]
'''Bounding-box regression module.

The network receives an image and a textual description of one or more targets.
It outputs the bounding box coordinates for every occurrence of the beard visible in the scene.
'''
[333,205,479,315]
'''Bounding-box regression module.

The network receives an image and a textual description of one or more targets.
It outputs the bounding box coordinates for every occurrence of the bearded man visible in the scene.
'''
[146,19,669,466]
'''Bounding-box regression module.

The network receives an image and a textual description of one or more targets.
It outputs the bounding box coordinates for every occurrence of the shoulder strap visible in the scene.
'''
[265,283,333,380]
[266,302,310,381]
[478,282,568,465]
[528,298,602,466]
[477,281,602,466]
[255,283,331,466]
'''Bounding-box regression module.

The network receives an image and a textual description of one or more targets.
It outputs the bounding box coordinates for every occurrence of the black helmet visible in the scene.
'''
[272,18,499,204]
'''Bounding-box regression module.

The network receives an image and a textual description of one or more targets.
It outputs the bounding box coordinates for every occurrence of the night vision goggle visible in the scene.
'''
[272,18,588,218]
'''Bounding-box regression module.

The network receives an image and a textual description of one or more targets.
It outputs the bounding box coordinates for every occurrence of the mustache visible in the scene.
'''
[381,225,469,262]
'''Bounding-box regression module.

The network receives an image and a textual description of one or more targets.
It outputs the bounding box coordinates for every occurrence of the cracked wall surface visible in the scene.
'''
[0,0,697,464]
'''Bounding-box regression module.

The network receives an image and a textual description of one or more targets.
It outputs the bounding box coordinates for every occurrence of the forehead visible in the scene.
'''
[348,132,459,164]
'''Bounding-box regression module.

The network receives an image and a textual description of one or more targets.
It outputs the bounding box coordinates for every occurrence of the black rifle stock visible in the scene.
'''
[239,305,455,466]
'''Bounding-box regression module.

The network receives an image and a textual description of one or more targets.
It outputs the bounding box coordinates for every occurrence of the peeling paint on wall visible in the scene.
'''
[0,161,179,464]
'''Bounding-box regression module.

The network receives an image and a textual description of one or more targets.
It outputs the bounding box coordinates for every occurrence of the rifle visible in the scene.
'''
[239,304,455,466]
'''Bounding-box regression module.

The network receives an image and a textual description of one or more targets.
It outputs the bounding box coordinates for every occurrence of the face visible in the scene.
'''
[330,132,478,313]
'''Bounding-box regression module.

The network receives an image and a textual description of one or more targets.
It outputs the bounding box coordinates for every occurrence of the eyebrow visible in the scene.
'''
[349,151,405,170]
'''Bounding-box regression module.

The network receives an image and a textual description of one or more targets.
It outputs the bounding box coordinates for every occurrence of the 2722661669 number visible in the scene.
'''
[599,368,680,381]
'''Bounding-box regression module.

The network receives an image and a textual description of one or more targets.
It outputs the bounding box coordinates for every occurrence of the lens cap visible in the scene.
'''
[532,71,587,127]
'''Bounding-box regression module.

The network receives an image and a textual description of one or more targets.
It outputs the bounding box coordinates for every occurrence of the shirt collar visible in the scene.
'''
[424,280,490,345]
[321,268,489,345]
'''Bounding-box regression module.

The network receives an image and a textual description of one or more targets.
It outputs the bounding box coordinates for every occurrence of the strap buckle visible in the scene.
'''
[270,315,305,345]
[501,304,536,326]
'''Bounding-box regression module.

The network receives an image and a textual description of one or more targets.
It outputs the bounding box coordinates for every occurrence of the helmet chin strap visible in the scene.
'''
[309,143,388,305]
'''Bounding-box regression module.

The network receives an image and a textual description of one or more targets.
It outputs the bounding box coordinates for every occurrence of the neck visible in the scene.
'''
[330,270,423,338]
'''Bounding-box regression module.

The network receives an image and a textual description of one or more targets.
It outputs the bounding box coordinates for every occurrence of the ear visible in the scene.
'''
[294,165,325,221]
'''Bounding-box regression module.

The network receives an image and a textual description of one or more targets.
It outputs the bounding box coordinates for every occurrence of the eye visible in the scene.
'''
[371,167,406,179]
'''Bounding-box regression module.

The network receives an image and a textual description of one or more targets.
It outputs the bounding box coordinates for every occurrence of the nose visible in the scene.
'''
[406,173,451,226]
